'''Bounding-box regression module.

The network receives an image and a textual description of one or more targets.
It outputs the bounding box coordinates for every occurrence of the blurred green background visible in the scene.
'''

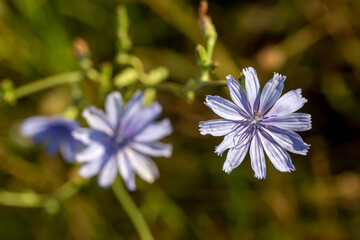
[1,0,360,239]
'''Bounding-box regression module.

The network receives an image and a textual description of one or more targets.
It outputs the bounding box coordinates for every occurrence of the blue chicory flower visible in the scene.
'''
[73,91,173,189]
[199,67,311,178]
[20,116,82,162]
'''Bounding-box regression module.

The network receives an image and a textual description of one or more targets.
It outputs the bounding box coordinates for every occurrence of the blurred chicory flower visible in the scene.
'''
[73,91,172,189]
[21,116,82,162]
[199,67,311,178]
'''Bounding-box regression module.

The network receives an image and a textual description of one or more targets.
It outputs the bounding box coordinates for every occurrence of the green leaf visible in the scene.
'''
[195,44,208,66]
[114,68,139,88]
[1,79,17,105]
[143,67,169,85]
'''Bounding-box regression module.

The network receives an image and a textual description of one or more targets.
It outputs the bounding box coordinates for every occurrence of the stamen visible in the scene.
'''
[248,111,264,128]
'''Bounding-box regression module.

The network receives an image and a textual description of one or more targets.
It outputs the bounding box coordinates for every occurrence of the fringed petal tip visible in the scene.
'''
[204,95,212,104]
[254,174,266,179]
[199,129,207,136]
[214,146,222,156]
[295,88,308,103]
[298,145,310,156]
[198,121,205,128]
[225,75,235,82]
[215,145,228,156]
[242,66,257,75]
[254,167,295,179]
[222,164,233,174]
[278,167,295,173]
[204,99,211,108]
[273,72,286,82]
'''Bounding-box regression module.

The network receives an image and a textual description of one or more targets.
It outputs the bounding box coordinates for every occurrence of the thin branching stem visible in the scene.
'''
[112,178,154,240]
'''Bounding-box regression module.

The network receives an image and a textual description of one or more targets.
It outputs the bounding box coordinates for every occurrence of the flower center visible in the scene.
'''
[249,111,263,127]
[116,134,123,143]
[107,133,128,152]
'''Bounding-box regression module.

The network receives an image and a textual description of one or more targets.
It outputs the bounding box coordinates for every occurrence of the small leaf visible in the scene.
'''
[143,67,169,85]
[195,44,208,66]
[114,68,139,88]
[1,79,17,105]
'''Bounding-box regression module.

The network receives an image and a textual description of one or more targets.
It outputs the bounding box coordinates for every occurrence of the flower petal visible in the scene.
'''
[263,125,310,155]
[59,140,78,162]
[262,113,311,132]
[72,128,110,145]
[233,125,254,148]
[20,116,48,136]
[122,101,162,137]
[32,130,51,144]
[98,156,118,188]
[131,142,172,158]
[205,95,246,120]
[126,148,159,183]
[135,119,172,142]
[265,89,307,117]
[75,143,105,163]
[119,151,136,191]
[223,140,250,174]
[199,119,238,136]
[259,131,295,172]
[82,106,113,134]
[259,73,286,114]
[79,160,103,179]
[243,67,260,112]
[122,90,144,125]
[226,75,251,115]
[105,91,123,128]
[249,133,266,179]
[45,137,60,155]
[215,130,237,156]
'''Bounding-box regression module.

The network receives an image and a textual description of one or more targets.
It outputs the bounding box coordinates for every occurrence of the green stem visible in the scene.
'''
[193,79,227,91]
[200,70,210,82]
[0,176,86,208]
[53,176,87,201]
[151,80,227,93]
[112,177,154,240]
[0,191,46,208]
[14,71,83,99]
[150,82,185,95]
